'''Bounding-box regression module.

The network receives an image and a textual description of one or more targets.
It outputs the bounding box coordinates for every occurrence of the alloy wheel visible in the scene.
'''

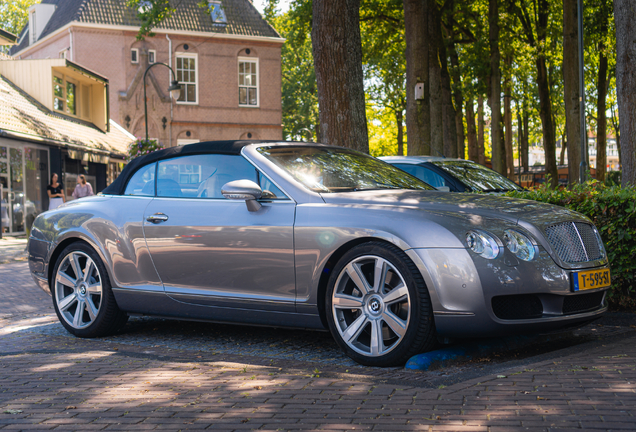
[331,255,411,357]
[54,251,103,329]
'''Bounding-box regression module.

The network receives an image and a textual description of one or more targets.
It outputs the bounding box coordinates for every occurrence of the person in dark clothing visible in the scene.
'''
[47,173,65,210]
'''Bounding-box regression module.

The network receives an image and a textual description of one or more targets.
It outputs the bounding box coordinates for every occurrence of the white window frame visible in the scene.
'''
[30,11,36,45]
[209,1,227,24]
[52,73,89,120]
[175,52,199,105]
[131,48,139,64]
[148,49,156,64]
[177,139,200,146]
[238,57,259,108]
[59,48,67,59]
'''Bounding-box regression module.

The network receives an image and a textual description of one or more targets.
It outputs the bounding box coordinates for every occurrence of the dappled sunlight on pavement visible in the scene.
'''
[1,262,635,430]
[0,314,57,336]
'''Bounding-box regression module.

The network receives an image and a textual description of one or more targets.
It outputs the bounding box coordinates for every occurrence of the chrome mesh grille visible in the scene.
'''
[545,222,604,264]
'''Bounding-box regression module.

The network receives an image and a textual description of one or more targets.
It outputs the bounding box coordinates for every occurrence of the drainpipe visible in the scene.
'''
[68,28,73,61]
[166,34,173,147]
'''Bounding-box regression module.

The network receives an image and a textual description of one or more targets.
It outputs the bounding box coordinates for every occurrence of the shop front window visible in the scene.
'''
[24,147,48,227]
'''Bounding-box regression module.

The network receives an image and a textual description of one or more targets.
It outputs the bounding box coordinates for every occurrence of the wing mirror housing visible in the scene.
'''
[221,180,263,212]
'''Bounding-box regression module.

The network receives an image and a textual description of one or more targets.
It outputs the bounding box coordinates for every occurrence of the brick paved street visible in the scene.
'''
[1,261,635,431]
[0,238,27,265]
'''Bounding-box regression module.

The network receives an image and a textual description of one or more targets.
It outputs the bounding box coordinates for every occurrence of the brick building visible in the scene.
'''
[10,0,284,146]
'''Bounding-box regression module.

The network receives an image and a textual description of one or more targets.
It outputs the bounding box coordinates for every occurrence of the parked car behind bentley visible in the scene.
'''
[380,156,523,193]
[28,141,610,366]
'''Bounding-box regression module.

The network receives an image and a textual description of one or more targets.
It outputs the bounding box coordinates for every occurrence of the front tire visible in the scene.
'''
[51,242,128,337]
[326,242,436,366]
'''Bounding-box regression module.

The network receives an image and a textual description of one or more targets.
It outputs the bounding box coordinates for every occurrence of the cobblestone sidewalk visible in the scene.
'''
[1,262,635,431]
[0,237,27,264]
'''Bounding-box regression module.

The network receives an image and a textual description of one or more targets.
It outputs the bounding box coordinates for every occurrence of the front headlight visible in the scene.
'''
[503,229,537,261]
[466,230,501,259]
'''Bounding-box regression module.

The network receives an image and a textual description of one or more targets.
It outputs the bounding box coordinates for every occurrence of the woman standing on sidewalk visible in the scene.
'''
[71,175,94,200]
[47,173,65,210]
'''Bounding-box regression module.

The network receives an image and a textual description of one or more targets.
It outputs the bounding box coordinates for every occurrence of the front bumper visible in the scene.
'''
[407,247,608,338]
[27,237,51,295]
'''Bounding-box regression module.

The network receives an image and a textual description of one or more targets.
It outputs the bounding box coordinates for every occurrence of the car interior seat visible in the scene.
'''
[157,178,183,197]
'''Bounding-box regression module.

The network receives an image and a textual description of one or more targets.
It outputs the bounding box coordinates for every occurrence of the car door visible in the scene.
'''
[108,162,165,293]
[142,153,297,312]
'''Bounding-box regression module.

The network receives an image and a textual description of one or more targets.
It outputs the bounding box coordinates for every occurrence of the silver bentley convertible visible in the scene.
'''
[27,141,611,366]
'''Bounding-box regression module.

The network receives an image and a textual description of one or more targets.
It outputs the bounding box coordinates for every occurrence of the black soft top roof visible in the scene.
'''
[102,140,283,195]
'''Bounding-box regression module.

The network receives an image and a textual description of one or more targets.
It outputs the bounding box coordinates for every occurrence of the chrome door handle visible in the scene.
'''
[146,213,169,223]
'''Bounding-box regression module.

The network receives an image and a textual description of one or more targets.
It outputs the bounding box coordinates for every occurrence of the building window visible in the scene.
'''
[30,11,36,44]
[52,73,88,119]
[53,75,64,111]
[176,53,197,104]
[209,1,227,24]
[66,81,76,115]
[131,48,139,63]
[177,139,200,146]
[138,0,152,13]
[238,58,258,107]
[148,50,156,64]
[59,49,67,59]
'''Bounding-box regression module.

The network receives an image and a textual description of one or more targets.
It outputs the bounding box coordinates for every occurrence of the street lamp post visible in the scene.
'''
[578,0,588,183]
[143,62,181,142]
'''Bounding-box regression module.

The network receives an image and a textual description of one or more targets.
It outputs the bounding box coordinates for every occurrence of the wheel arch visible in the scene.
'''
[47,235,114,291]
[315,237,420,329]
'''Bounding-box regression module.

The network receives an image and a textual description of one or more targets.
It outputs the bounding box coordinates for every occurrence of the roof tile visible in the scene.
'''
[11,0,279,55]
[0,76,132,157]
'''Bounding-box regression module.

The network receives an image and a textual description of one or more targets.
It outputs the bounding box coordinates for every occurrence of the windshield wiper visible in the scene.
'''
[353,186,401,191]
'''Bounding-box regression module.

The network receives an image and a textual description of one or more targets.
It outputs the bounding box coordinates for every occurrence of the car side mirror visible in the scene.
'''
[221,180,263,212]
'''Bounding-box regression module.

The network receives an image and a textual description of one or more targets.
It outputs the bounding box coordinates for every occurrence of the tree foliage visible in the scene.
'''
[5,0,624,180]
[0,0,37,42]
[266,0,319,141]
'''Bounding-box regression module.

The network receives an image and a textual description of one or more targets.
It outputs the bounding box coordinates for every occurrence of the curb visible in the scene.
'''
[405,333,571,371]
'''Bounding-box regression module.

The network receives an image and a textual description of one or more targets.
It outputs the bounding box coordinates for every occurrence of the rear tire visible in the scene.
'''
[326,242,436,366]
[51,242,128,337]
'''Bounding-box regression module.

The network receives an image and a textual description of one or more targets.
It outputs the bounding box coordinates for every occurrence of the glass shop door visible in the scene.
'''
[0,145,11,235]
[0,145,49,235]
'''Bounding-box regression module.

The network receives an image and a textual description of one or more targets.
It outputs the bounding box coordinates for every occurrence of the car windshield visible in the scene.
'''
[432,160,522,192]
[257,146,434,193]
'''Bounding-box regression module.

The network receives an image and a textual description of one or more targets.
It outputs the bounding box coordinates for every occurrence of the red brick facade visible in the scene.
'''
[17,26,283,146]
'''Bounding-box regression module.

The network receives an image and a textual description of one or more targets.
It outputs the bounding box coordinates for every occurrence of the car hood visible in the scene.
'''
[319,190,588,227]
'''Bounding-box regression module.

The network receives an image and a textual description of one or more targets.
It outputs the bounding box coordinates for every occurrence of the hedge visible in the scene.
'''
[506,180,636,310]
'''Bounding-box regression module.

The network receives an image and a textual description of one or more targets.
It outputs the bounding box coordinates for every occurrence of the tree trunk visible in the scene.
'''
[428,0,444,157]
[537,55,559,187]
[403,0,430,155]
[517,111,525,171]
[488,0,504,174]
[530,0,558,187]
[467,98,478,162]
[560,135,567,165]
[504,56,514,177]
[513,1,557,186]
[477,95,486,165]
[563,0,582,185]
[522,108,529,170]
[614,0,635,186]
[449,36,466,159]
[596,50,608,182]
[396,108,404,156]
[312,0,368,152]
[437,16,458,158]
[611,100,621,165]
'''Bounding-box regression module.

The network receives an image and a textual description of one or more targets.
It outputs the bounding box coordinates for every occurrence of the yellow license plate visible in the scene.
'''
[572,268,611,291]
